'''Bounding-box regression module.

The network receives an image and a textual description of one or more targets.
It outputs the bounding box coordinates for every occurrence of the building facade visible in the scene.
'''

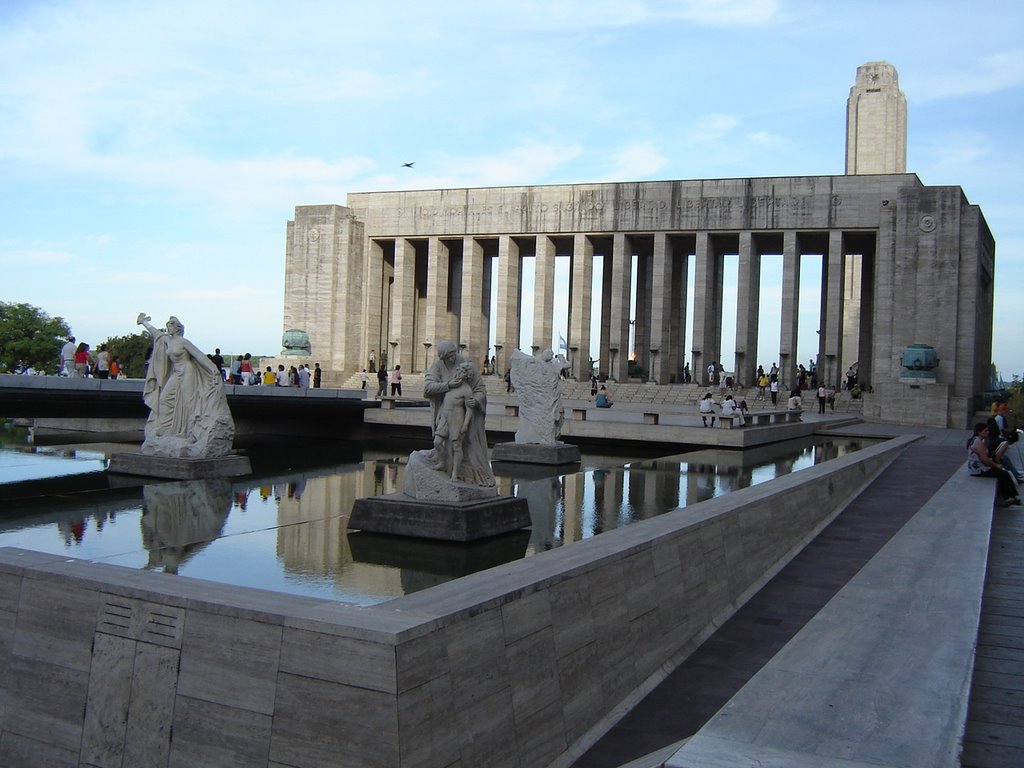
[282,174,993,427]
[281,63,994,429]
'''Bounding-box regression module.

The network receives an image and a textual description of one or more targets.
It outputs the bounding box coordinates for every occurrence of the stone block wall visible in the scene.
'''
[0,437,912,768]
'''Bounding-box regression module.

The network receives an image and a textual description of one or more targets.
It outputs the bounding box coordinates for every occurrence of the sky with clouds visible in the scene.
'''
[2,0,1022,379]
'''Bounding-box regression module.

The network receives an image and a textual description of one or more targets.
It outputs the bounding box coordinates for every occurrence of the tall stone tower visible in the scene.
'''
[845,61,907,174]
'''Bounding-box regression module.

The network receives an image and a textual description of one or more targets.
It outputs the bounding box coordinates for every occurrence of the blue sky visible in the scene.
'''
[2,0,1022,379]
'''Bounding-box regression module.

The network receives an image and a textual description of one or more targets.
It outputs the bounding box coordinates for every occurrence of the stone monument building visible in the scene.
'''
[281,63,994,428]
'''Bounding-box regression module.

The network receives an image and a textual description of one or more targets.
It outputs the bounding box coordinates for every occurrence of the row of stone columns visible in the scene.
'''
[370,229,867,388]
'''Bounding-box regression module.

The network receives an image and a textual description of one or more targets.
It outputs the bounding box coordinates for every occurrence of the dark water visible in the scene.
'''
[0,429,870,606]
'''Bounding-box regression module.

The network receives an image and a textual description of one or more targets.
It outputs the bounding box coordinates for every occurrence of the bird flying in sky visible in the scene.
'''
[401,162,415,168]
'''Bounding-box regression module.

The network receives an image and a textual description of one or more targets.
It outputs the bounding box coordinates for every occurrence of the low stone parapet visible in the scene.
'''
[0,436,913,768]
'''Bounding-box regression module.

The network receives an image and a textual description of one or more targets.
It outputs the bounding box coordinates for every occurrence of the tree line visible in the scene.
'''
[0,301,151,378]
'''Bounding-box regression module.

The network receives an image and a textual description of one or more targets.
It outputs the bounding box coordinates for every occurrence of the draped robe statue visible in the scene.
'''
[137,313,234,458]
[511,348,570,444]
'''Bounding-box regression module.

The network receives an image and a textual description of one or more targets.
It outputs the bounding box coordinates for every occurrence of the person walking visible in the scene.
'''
[376,365,388,398]
[817,384,826,414]
[94,344,111,379]
[60,336,76,376]
[360,369,368,390]
[390,365,403,396]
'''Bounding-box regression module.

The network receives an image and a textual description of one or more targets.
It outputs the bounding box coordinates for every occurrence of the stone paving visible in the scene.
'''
[572,431,975,767]
[961,503,1024,767]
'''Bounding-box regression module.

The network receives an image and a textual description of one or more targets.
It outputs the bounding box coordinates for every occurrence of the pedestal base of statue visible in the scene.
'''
[348,529,531,575]
[490,441,581,466]
[108,451,251,480]
[349,493,531,542]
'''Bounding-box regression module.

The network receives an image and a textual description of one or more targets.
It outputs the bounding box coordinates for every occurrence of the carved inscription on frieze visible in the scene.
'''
[393,194,823,226]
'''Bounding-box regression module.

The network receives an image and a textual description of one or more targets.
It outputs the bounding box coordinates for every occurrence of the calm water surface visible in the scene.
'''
[0,433,870,606]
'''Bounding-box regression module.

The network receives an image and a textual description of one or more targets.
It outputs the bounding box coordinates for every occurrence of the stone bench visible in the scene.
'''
[749,410,801,426]
[379,397,398,410]
[717,413,747,428]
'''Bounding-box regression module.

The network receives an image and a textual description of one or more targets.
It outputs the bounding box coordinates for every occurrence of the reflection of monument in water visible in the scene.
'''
[282,61,992,429]
[141,480,232,574]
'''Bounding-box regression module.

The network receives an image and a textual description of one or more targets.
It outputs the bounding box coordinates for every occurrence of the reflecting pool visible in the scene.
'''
[0,434,871,606]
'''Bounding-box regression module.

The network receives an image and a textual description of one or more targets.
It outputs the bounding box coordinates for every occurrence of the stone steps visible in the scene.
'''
[334,371,865,415]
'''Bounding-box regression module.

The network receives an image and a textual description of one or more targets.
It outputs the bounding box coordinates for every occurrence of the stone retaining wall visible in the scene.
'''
[0,436,913,768]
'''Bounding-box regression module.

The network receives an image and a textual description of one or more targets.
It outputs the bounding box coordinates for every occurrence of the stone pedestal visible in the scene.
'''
[348,493,531,542]
[491,441,581,466]
[108,451,251,480]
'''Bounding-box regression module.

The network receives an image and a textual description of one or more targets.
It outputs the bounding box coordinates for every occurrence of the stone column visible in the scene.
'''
[820,230,845,387]
[495,235,521,373]
[608,233,632,381]
[390,238,418,370]
[533,235,556,353]
[779,231,800,388]
[649,233,674,384]
[425,238,451,361]
[461,236,487,367]
[365,239,387,373]
[734,231,760,387]
[634,244,652,373]
[691,232,723,385]
[569,234,595,380]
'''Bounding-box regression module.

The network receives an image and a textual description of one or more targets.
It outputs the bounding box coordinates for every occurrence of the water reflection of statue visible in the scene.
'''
[419,340,494,487]
[137,312,234,458]
[510,348,570,444]
[141,479,232,574]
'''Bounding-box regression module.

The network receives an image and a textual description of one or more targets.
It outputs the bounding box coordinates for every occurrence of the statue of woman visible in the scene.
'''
[137,313,234,458]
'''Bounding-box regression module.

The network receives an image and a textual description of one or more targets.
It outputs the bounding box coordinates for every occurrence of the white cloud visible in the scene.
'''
[602,142,669,181]
[0,249,79,266]
[370,143,586,190]
[912,49,1024,102]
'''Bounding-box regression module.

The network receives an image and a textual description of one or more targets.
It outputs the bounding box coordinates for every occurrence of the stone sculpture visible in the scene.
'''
[489,348,580,466]
[281,328,311,356]
[137,313,234,458]
[404,339,495,499]
[510,348,570,444]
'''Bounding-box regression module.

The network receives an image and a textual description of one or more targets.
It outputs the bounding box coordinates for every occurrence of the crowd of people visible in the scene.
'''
[966,402,1023,506]
[54,335,327,389]
[57,337,122,379]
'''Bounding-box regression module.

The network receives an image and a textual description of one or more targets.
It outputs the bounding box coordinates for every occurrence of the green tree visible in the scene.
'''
[99,331,152,378]
[0,302,71,374]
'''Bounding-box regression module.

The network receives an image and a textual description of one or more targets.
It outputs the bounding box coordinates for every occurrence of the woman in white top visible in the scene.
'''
[698,393,717,427]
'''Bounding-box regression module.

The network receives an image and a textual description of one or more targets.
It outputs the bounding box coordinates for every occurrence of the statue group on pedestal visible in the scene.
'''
[404,340,496,500]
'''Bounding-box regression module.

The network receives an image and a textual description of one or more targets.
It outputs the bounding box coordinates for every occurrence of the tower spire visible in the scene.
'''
[845,61,907,174]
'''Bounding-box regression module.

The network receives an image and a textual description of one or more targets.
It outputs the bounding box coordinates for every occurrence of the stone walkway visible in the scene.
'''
[961,503,1024,767]
[569,434,968,767]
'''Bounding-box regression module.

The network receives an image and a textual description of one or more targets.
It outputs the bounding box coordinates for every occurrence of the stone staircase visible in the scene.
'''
[333,370,865,416]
